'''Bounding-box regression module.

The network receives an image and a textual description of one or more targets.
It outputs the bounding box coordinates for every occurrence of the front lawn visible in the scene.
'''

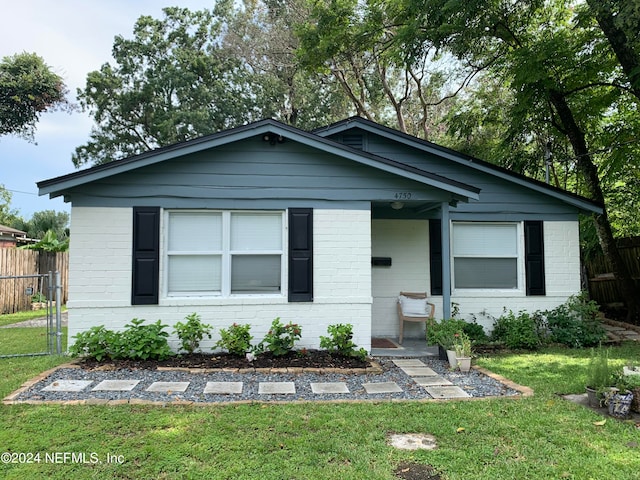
[0,343,638,479]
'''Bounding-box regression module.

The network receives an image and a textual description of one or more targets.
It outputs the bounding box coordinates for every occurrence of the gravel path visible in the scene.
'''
[10,356,523,404]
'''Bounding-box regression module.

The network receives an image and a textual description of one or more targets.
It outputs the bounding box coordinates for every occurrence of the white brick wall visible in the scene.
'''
[371,219,583,337]
[371,219,430,338]
[67,207,373,351]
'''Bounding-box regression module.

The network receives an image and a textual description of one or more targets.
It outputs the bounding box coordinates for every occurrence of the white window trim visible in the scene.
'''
[450,221,526,296]
[162,209,286,299]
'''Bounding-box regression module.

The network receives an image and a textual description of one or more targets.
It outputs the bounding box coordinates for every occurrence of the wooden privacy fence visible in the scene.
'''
[0,249,69,314]
[585,236,640,308]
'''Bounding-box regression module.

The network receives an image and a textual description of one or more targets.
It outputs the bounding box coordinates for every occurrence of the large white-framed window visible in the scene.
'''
[451,222,522,291]
[165,210,284,297]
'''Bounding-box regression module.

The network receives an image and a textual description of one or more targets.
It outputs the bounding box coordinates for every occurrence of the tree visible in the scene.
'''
[0,52,69,141]
[0,185,22,226]
[299,0,640,322]
[73,7,258,167]
[24,210,69,241]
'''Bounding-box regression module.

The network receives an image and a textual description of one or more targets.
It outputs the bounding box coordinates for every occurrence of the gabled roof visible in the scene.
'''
[38,118,480,201]
[314,116,603,214]
[0,224,27,237]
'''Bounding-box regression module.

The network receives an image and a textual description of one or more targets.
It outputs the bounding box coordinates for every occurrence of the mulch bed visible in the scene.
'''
[77,349,371,371]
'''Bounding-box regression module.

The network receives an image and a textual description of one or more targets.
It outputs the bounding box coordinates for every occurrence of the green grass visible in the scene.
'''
[0,343,639,479]
[0,307,66,327]
[0,327,68,356]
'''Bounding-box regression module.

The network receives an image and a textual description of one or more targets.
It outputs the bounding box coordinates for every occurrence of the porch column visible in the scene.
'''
[440,202,451,319]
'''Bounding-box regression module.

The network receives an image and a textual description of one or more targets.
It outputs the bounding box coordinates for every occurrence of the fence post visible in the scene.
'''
[48,271,54,353]
[55,271,62,355]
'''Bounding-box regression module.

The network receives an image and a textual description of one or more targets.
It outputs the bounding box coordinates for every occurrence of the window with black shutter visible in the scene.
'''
[524,220,546,296]
[131,207,160,305]
[288,208,313,302]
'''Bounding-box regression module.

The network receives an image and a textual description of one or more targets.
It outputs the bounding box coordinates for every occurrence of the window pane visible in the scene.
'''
[168,255,221,292]
[231,213,282,251]
[169,212,222,251]
[454,258,518,289]
[231,255,281,293]
[453,223,517,256]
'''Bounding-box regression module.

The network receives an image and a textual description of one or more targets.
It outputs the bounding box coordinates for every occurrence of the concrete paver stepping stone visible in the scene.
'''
[392,359,427,367]
[425,386,471,399]
[146,381,190,393]
[92,380,140,391]
[400,366,438,377]
[310,382,350,394]
[363,382,403,394]
[413,376,453,387]
[42,380,93,392]
[258,382,296,395]
[204,382,243,395]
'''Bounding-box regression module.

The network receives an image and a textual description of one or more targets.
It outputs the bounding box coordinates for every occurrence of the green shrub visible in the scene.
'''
[545,294,606,348]
[462,322,488,344]
[119,318,173,361]
[173,312,213,354]
[259,318,302,356]
[319,323,367,360]
[490,309,546,350]
[426,318,468,348]
[68,325,119,361]
[215,323,253,356]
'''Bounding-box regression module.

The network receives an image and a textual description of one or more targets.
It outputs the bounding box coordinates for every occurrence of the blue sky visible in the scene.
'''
[0,0,215,219]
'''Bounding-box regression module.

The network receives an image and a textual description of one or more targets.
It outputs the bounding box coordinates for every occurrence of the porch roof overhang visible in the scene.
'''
[37,119,481,204]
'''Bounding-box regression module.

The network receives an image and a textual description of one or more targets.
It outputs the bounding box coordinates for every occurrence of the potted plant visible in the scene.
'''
[426,318,467,365]
[585,346,612,408]
[604,369,635,419]
[454,332,472,373]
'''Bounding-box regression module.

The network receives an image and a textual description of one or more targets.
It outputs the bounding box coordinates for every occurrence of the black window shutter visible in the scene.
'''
[132,207,160,305]
[429,219,443,295]
[524,220,546,296]
[288,208,313,302]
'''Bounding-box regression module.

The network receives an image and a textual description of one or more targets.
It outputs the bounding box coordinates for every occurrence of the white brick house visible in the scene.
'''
[38,117,601,351]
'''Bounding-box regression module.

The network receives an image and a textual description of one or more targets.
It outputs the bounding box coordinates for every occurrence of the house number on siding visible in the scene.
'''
[394,192,412,200]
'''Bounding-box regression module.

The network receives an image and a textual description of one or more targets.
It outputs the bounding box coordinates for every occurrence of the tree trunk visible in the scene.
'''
[586,0,640,101]
[549,89,640,324]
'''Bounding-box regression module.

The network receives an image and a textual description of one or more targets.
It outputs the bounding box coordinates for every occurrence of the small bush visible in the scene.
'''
[173,312,213,354]
[259,318,301,356]
[68,325,119,361]
[462,322,488,344]
[216,323,253,356]
[491,309,546,350]
[119,318,173,361]
[426,318,468,349]
[319,323,367,360]
[545,294,606,348]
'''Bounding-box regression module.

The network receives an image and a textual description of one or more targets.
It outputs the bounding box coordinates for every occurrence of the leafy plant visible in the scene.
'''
[30,292,47,303]
[426,318,468,349]
[215,323,253,356]
[490,309,547,350]
[586,346,613,392]
[68,326,119,361]
[173,312,212,354]
[319,323,367,360]
[259,318,301,356]
[453,331,472,357]
[545,293,606,348]
[119,318,173,361]
[462,321,488,344]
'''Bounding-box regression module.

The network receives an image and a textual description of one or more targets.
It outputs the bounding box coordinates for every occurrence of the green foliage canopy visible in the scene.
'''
[0,52,69,141]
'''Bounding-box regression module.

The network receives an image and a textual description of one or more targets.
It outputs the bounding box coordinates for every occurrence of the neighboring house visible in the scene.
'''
[38,117,602,351]
[0,224,28,248]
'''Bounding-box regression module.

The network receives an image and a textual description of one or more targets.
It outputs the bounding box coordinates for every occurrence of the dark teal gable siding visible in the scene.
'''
[329,131,583,219]
[65,136,458,209]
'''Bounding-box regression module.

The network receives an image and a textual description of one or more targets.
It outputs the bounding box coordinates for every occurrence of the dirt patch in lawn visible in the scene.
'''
[76,350,371,371]
[395,462,442,480]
